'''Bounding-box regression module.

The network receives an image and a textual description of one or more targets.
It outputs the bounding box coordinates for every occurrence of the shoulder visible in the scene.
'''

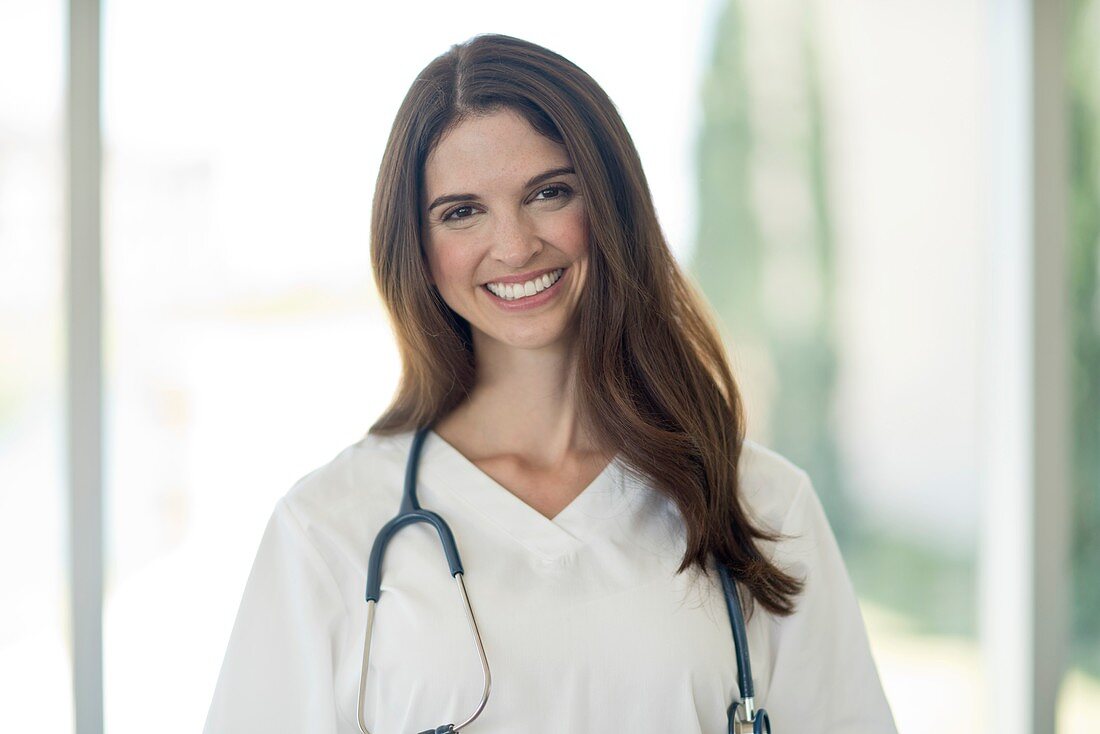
[738,442,896,730]
[736,438,813,536]
[737,439,847,583]
[277,429,416,540]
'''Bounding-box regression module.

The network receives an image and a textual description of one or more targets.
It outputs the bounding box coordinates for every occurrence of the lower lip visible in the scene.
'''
[482,268,568,311]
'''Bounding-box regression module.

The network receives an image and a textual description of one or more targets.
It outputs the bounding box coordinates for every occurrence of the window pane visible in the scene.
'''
[0,0,71,731]
[691,1,985,729]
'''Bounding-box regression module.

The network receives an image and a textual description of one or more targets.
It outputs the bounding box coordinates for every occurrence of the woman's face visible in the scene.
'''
[421,107,589,354]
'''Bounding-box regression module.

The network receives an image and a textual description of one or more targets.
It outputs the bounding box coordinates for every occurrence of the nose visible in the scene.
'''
[489,208,542,268]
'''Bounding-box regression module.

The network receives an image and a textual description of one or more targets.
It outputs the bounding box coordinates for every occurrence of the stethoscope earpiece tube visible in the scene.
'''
[400,425,431,513]
[365,424,464,601]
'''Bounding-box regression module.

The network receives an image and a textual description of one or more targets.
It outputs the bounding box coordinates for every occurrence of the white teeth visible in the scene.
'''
[487,268,564,301]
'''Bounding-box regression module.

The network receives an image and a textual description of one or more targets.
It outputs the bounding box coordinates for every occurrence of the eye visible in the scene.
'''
[533,184,571,201]
[442,204,479,222]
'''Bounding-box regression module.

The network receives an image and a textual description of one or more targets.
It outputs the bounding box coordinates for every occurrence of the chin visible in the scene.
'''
[474,325,571,352]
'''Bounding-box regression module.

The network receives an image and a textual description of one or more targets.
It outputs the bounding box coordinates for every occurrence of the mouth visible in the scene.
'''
[481,267,566,302]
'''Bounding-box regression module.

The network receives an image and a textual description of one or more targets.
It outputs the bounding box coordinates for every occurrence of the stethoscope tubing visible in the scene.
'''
[358,427,491,733]
[358,424,770,733]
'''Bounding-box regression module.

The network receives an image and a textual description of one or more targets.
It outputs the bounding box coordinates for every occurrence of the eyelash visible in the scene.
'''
[441,184,573,222]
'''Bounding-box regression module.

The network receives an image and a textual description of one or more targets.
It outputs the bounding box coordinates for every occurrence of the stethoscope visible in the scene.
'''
[357,425,772,734]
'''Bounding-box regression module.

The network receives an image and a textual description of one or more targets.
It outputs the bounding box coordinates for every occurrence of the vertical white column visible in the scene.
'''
[981,1,1070,733]
[66,0,103,733]
[1030,0,1071,729]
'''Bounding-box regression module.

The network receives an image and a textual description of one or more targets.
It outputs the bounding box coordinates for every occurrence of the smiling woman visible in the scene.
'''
[202,32,897,734]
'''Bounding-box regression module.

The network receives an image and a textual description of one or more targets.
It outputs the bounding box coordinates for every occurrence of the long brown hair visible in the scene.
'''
[368,33,803,618]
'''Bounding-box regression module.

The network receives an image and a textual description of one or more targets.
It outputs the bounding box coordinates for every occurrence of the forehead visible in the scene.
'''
[423,109,571,193]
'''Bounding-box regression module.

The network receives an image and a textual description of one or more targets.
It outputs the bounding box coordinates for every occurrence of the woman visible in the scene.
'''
[204,33,897,733]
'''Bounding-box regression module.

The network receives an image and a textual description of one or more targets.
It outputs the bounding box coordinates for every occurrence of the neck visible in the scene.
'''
[443,329,601,465]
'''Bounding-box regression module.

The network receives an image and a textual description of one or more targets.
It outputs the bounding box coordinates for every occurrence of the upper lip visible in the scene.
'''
[481,266,565,286]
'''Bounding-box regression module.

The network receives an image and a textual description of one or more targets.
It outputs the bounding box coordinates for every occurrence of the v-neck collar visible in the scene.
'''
[414,428,625,562]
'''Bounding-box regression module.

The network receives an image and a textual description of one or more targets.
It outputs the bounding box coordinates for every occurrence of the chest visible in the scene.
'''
[333,519,769,733]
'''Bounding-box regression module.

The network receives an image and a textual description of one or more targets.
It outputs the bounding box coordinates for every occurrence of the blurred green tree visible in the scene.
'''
[1069,0,1100,676]
[690,0,976,635]
[689,0,853,539]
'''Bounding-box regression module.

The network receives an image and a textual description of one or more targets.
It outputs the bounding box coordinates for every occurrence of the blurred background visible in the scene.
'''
[0,0,1095,732]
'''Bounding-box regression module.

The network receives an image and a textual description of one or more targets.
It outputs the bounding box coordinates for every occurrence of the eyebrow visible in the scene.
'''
[426,166,576,212]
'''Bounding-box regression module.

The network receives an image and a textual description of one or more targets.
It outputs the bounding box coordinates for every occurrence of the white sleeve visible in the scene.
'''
[762,475,898,733]
[203,497,348,734]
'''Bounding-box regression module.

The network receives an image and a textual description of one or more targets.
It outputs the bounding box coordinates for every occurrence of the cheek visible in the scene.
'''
[426,238,476,290]
[551,206,590,257]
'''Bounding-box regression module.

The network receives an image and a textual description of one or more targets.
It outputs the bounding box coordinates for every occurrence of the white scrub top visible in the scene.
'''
[203,428,897,733]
